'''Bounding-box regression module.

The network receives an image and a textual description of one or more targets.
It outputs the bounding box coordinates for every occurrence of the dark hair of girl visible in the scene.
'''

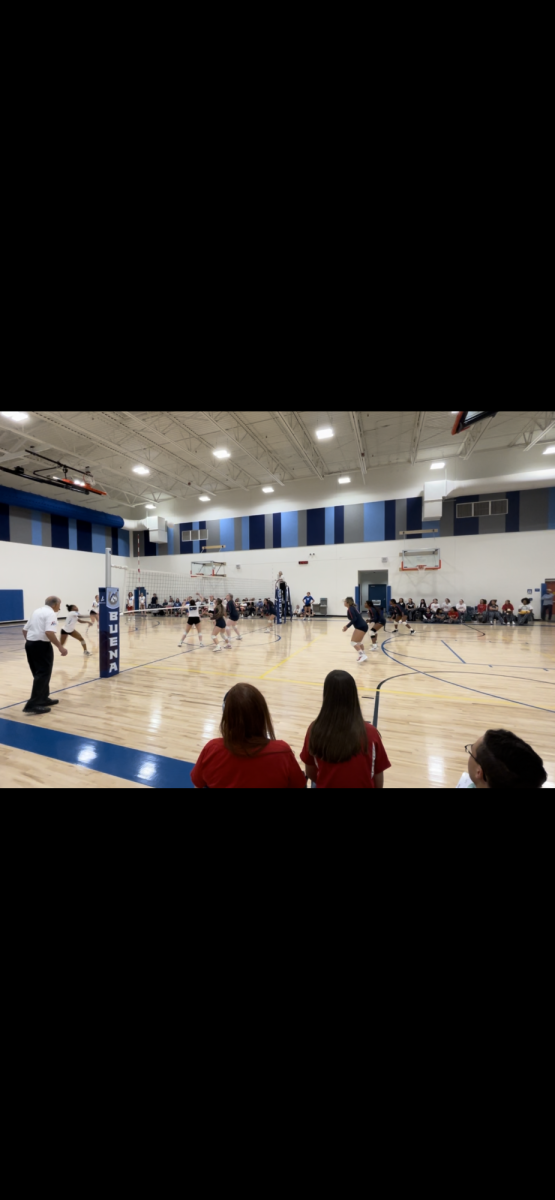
[309,670,368,764]
[220,683,276,758]
[66,604,77,612]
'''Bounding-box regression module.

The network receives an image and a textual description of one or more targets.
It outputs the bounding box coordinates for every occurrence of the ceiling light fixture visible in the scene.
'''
[213,450,230,459]
[338,476,351,484]
[542,445,555,455]
[199,495,210,501]
[1,412,29,421]
[145,504,156,509]
[133,466,150,475]
[316,428,334,440]
[262,486,274,493]
[430,462,445,469]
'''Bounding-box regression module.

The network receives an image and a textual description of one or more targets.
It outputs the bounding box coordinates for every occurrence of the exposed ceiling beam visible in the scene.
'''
[32,411,222,499]
[508,412,542,447]
[273,412,327,479]
[200,411,291,486]
[349,412,368,477]
[522,416,555,451]
[410,412,426,464]
[458,415,495,459]
[153,412,259,491]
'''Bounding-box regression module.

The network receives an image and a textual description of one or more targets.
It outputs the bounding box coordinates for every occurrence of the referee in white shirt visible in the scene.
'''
[22,596,68,715]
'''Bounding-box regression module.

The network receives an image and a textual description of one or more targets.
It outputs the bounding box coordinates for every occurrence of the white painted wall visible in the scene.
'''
[0,542,130,621]
[132,530,554,617]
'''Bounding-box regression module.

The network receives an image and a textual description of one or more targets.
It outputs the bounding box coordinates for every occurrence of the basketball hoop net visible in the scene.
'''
[417,564,426,572]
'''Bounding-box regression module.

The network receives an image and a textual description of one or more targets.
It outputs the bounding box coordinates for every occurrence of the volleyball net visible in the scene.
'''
[111,565,277,617]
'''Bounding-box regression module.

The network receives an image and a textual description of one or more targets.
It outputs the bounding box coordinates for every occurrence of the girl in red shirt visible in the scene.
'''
[475,599,488,623]
[301,670,391,788]
[502,600,515,625]
[191,683,306,789]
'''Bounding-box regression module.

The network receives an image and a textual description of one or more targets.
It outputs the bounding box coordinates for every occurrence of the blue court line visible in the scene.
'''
[0,717,195,787]
[441,639,465,663]
[379,637,555,715]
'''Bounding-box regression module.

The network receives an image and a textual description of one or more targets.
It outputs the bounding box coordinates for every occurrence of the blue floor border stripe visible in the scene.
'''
[0,717,195,788]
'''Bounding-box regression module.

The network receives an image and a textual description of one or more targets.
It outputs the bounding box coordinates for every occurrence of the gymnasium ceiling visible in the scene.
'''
[0,410,554,515]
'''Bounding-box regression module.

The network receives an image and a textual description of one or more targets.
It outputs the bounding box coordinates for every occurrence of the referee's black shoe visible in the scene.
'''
[23,706,51,715]
[47,698,60,704]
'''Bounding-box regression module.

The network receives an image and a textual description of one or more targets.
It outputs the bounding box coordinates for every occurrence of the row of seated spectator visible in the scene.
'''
[402,598,535,624]
[190,674,547,789]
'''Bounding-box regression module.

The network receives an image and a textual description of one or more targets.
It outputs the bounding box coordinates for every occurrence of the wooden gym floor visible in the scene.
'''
[1,614,554,788]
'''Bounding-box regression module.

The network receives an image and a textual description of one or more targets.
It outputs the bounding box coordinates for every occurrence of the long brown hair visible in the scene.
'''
[213,600,225,619]
[309,670,368,763]
[220,683,276,757]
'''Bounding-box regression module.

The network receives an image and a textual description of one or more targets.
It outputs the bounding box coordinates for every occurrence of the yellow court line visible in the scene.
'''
[258,635,327,679]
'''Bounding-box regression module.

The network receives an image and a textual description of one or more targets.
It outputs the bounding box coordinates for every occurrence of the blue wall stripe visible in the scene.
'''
[307,508,326,546]
[68,519,78,551]
[406,497,422,539]
[249,514,265,551]
[506,491,520,534]
[77,520,92,554]
[167,525,174,555]
[454,495,479,537]
[51,514,70,550]
[281,510,298,548]
[0,503,8,541]
[118,530,130,557]
[31,514,42,546]
[220,518,235,552]
[334,506,344,544]
[0,716,194,788]
[384,500,396,541]
[421,521,437,539]
[92,527,106,554]
[272,512,281,549]
[242,516,250,550]
[363,501,385,541]
[145,530,157,557]
[325,507,335,545]
[548,487,555,530]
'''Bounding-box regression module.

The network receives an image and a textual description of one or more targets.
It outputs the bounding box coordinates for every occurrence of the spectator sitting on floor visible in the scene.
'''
[457,600,467,621]
[448,606,460,623]
[430,599,444,623]
[418,599,428,620]
[406,598,417,619]
[300,670,391,789]
[517,598,533,625]
[488,599,503,624]
[190,683,306,789]
[475,599,488,623]
[502,600,515,624]
[464,730,547,789]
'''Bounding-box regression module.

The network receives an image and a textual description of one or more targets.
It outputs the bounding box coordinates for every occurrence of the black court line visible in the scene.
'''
[364,671,416,728]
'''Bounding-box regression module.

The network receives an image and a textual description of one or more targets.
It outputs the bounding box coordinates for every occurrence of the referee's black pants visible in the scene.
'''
[24,641,54,710]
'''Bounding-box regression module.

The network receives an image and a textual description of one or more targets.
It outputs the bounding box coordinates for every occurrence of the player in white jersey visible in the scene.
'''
[89,595,100,628]
[61,605,92,655]
[178,595,204,648]
[139,593,147,617]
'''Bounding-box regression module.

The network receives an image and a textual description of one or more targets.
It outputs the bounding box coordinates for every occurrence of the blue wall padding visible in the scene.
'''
[334,506,344,544]
[454,495,479,536]
[220,518,235,552]
[549,487,555,530]
[0,502,9,541]
[406,497,422,539]
[307,508,326,545]
[273,513,281,549]
[249,514,265,551]
[77,520,92,554]
[384,500,396,541]
[51,513,70,550]
[506,491,520,533]
[145,530,157,556]
[0,589,24,620]
[0,485,124,527]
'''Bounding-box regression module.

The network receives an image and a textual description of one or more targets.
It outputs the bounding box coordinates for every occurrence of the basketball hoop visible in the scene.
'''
[417,564,426,572]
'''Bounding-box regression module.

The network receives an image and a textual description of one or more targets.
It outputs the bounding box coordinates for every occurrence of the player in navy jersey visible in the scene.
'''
[225,594,243,641]
[364,601,386,651]
[342,597,369,664]
[302,592,314,619]
[263,598,276,631]
[389,598,415,636]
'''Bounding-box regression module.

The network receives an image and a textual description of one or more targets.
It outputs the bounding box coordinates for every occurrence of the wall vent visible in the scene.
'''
[182,529,208,541]
[456,500,508,518]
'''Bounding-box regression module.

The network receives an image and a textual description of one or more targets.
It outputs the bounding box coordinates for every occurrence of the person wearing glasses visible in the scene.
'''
[461,731,547,789]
